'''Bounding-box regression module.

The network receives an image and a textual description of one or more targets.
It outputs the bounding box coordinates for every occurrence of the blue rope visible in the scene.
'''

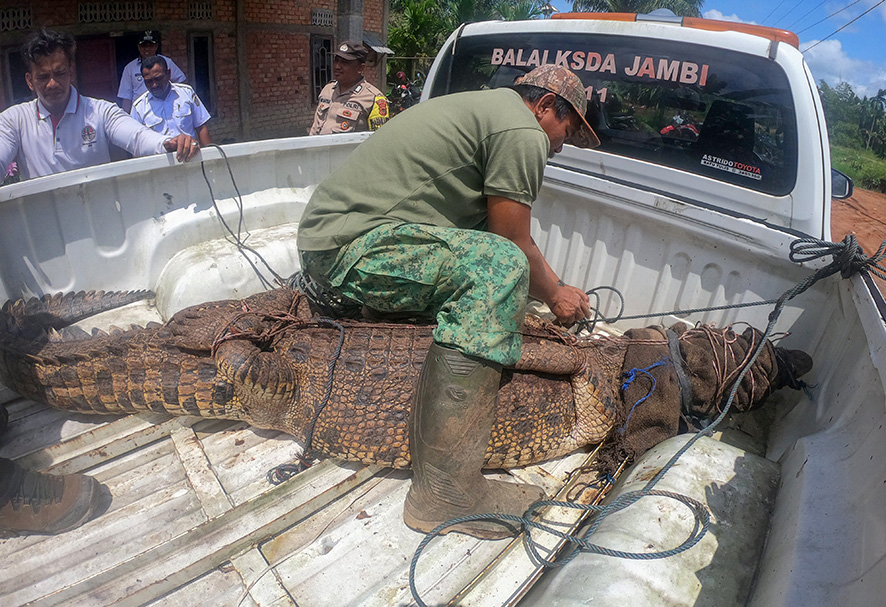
[619,357,671,433]
[408,234,886,607]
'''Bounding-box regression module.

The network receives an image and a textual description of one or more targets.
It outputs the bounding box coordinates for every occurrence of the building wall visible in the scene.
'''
[246,30,314,139]
[0,0,389,143]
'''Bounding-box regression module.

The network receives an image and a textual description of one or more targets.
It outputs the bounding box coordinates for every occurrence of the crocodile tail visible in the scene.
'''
[0,321,241,421]
[1,290,154,334]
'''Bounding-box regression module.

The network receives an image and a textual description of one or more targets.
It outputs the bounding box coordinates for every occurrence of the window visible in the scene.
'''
[188,32,213,113]
[431,33,799,196]
[311,35,332,101]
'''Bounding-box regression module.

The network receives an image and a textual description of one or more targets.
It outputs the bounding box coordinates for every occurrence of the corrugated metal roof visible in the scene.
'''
[363,31,393,55]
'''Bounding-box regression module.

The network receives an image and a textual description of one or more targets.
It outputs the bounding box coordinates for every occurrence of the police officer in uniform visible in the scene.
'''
[309,41,389,135]
[117,30,186,114]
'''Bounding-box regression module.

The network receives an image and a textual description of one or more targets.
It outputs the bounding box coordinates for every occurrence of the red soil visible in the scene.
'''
[831,189,886,291]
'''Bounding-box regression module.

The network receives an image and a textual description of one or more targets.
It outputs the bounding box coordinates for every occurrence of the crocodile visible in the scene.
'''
[0,288,812,470]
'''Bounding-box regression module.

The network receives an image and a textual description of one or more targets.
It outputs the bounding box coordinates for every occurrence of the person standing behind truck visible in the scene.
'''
[117,30,186,114]
[297,64,598,539]
[0,29,201,182]
[309,41,389,135]
[131,55,212,147]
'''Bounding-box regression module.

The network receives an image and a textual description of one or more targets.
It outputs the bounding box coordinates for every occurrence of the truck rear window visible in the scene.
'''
[429,32,798,196]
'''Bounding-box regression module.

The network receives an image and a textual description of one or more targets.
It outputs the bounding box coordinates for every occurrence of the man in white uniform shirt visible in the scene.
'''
[131,55,212,146]
[0,29,200,181]
[117,30,186,113]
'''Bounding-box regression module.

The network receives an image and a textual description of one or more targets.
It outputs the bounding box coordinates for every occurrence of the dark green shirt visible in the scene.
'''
[297,88,549,251]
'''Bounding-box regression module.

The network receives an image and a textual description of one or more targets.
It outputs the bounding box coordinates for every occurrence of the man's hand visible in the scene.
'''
[548,283,591,327]
[163,134,200,162]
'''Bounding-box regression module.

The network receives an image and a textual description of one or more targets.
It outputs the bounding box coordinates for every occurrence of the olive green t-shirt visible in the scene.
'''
[297,88,550,251]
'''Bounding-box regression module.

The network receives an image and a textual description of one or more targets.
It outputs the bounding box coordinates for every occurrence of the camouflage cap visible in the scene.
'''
[515,64,600,148]
[333,41,368,62]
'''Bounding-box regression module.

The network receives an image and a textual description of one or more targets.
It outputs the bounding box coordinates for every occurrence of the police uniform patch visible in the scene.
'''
[81,125,97,145]
[342,109,354,118]
[341,120,351,131]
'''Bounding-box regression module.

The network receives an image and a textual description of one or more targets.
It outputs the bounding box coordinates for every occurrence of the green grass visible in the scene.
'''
[831,145,886,193]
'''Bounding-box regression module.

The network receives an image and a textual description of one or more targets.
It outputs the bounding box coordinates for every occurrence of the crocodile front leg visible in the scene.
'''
[213,339,302,435]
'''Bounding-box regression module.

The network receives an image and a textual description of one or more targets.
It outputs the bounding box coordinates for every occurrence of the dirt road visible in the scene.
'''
[832,189,886,291]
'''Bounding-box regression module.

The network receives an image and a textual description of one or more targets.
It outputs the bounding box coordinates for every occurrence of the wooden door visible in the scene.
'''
[76,37,118,103]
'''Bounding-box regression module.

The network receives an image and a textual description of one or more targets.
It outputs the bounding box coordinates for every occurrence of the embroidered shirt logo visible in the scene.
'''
[81,125,97,145]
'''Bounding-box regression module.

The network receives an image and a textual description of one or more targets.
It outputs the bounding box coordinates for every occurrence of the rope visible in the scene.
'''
[409,489,709,603]
[199,145,286,289]
[579,284,779,330]
[266,317,346,484]
[408,234,886,607]
[578,235,886,329]
[619,357,670,432]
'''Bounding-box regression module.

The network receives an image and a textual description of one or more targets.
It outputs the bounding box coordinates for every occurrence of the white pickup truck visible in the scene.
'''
[0,12,882,607]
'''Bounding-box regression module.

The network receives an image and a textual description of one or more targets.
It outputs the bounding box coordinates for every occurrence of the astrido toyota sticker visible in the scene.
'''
[701,154,762,180]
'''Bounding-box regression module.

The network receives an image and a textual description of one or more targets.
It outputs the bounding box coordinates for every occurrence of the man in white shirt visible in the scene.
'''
[0,29,200,181]
[117,30,186,114]
[131,55,212,146]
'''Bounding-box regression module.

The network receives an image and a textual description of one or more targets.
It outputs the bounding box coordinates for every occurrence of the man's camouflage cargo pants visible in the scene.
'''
[299,223,529,366]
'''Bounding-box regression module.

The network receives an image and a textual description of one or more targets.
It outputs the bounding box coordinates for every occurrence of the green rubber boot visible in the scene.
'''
[403,342,546,539]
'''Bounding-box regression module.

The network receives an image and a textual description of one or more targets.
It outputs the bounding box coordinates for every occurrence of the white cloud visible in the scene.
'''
[699,5,886,99]
[702,10,757,25]
[802,38,886,98]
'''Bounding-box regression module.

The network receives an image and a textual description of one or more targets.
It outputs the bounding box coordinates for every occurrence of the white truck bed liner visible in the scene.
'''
[1,137,884,606]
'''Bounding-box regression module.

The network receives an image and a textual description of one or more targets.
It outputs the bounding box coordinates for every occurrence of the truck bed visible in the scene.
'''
[0,369,605,606]
[1,138,884,606]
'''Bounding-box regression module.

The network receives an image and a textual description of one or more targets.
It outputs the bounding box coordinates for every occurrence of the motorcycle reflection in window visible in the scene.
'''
[388,71,423,114]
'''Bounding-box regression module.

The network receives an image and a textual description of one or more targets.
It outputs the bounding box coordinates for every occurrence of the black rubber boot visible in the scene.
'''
[403,342,546,539]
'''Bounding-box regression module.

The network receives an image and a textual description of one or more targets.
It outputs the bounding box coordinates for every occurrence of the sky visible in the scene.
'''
[548,1,886,99]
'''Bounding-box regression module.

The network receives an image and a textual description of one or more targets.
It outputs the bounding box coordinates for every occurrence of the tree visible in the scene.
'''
[388,0,450,61]
[495,0,546,21]
[819,81,863,132]
[388,0,553,79]
[865,90,886,152]
[445,0,498,28]
[570,0,702,17]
